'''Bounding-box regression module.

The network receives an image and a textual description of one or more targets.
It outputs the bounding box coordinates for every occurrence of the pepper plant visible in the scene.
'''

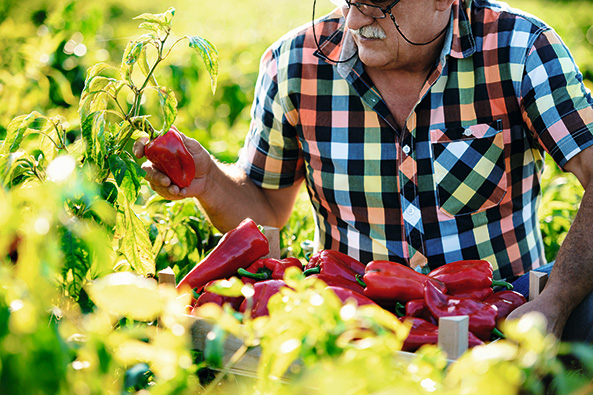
[0,7,218,301]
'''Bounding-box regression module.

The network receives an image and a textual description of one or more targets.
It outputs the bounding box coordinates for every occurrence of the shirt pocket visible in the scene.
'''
[430,121,507,217]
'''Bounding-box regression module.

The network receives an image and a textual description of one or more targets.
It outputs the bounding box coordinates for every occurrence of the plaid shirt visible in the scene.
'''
[238,0,593,279]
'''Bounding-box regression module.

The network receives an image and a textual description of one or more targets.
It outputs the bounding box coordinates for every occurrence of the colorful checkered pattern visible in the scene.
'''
[238,0,593,279]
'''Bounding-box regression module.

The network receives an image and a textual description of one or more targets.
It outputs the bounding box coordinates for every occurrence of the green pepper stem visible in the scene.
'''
[492,327,505,339]
[356,274,366,288]
[303,266,321,276]
[492,279,514,290]
[237,268,270,281]
[395,302,406,317]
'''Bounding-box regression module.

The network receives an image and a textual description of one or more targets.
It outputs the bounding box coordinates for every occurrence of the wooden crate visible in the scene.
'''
[157,226,519,376]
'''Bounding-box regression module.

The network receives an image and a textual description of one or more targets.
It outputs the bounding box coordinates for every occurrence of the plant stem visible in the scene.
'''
[131,30,170,119]
[26,132,63,152]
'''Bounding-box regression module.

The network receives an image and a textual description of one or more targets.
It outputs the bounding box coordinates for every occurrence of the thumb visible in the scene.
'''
[177,131,210,162]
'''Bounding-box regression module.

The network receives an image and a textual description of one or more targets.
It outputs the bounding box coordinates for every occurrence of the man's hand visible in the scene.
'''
[133,130,213,200]
[506,290,569,339]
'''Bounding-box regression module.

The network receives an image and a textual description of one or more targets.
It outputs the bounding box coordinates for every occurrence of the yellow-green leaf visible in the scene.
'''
[86,272,162,321]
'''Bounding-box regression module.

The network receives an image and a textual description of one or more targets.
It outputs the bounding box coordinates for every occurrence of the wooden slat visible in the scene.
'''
[438,315,469,360]
[189,316,263,375]
[529,271,549,301]
[262,226,280,259]
[158,267,176,286]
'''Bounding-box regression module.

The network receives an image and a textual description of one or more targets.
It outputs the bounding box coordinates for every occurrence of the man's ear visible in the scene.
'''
[435,0,456,12]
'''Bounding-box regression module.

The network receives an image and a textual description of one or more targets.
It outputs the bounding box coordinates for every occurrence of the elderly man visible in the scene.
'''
[135,0,593,341]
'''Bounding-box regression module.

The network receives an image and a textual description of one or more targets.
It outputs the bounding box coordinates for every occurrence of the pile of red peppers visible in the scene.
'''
[175,219,527,351]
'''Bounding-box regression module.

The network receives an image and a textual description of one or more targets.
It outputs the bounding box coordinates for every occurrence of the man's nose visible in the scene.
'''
[344,5,376,31]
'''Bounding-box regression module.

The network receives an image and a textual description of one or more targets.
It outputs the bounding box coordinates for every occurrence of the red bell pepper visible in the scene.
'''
[237,257,302,284]
[424,281,499,341]
[304,250,366,281]
[399,316,484,352]
[405,299,437,325]
[428,260,512,300]
[145,126,196,188]
[307,273,365,294]
[326,286,378,307]
[484,290,527,323]
[303,250,366,292]
[239,279,288,318]
[177,218,269,292]
[360,260,447,303]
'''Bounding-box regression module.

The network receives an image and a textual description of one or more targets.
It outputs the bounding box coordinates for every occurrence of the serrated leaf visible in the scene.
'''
[187,36,219,94]
[117,200,155,276]
[108,152,146,203]
[158,87,178,133]
[3,111,45,153]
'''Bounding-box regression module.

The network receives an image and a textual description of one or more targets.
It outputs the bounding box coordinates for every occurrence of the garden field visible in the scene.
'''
[0,0,593,393]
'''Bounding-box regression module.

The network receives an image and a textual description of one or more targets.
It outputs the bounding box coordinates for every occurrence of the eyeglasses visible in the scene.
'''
[343,0,401,19]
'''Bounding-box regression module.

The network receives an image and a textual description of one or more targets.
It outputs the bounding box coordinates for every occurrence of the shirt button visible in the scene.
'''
[402,145,411,155]
[463,128,472,137]
[407,207,415,215]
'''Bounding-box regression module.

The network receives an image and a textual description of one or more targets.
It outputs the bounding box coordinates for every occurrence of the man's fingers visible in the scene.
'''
[133,136,149,158]
[141,162,171,187]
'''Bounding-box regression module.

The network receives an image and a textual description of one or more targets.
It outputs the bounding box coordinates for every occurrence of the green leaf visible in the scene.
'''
[84,62,116,86]
[2,111,45,153]
[158,87,178,133]
[84,76,124,96]
[81,111,108,168]
[187,35,219,94]
[205,277,245,298]
[204,325,226,369]
[138,22,162,35]
[116,200,155,276]
[119,37,151,85]
[0,152,38,187]
[79,90,109,130]
[38,117,62,162]
[59,226,91,299]
[138,49,157,87]
[133,7,175,31]
[86,272,162,320]
[108,152,146,203]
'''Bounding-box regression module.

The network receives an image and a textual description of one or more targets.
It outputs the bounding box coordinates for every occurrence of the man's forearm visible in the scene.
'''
[538,184,593,327]
[193,159,300,233]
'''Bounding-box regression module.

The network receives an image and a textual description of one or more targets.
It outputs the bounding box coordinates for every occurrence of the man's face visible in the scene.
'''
[340,0,441,71]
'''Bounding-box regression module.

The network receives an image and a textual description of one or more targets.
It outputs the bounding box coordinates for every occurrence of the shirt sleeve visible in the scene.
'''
[521,28,593,168]
[237,44,305,189]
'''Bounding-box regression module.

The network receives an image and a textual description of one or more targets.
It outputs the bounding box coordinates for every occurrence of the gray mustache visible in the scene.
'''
[351,25,388,39]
